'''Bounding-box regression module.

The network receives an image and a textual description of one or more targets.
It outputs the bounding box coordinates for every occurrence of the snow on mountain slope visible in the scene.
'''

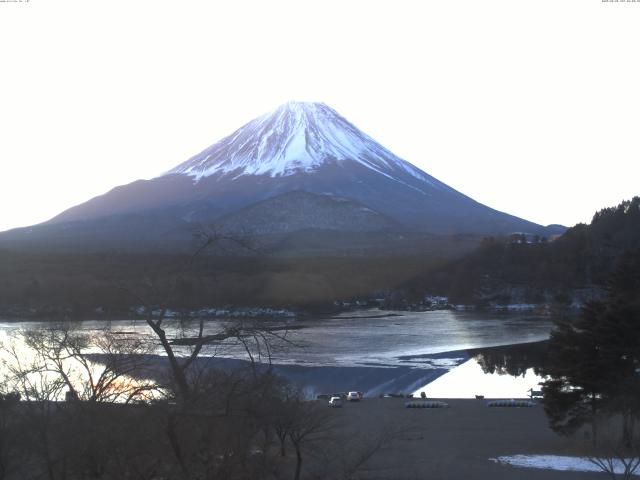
[167,101,442,189]
[22,100,561,250]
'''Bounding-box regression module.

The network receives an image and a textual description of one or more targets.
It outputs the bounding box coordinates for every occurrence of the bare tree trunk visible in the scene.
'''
[165,411,189,478]
[280,440,286,458]
[145,317,191,403]
[39,416,58,480]
[275,427,287,457]
[294,445,302,480]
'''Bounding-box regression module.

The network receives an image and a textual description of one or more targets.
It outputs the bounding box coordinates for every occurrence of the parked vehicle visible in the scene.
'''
[346,391,361,402]
[328,396,343,407]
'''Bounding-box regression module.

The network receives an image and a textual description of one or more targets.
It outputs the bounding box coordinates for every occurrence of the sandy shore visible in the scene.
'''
[324,397,601,480]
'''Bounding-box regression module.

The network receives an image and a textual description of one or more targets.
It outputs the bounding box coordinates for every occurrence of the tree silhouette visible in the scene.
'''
[541,250,640,444]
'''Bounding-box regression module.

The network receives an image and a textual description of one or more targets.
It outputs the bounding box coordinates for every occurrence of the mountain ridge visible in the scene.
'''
[2,101,564,252]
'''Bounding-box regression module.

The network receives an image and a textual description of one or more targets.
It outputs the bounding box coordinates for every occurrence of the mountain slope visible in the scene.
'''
[2,102,562,252]
[215,190,400,235]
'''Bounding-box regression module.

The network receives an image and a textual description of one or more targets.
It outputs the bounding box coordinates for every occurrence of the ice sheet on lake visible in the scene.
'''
[492,454,640,475]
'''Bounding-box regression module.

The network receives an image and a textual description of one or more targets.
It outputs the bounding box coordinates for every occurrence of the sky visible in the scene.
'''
[0,0,639,233]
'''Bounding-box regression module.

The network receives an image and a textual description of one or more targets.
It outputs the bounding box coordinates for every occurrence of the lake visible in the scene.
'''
[0,309,554,398]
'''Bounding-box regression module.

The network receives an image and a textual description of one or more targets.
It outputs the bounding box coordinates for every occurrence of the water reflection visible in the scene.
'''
[471,341,548,377]
[413,341,549,399]
[0,310,554,368]
[0,312,554,400]
[260,309,553,367]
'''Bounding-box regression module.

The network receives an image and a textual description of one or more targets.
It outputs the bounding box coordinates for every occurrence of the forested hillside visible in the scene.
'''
[2,198,637,318]
[415,197,640,304]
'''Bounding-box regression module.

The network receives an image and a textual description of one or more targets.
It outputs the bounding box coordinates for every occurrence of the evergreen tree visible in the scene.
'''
[542,301,612,439]
[541,250,640,443]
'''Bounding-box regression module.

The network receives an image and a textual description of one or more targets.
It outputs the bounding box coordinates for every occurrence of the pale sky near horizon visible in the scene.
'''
[1,0,639,233]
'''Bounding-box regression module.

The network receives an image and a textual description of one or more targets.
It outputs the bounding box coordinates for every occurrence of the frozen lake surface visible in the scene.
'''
[0,309,553,368]
[283,309,552,368]
[0,309,554,398]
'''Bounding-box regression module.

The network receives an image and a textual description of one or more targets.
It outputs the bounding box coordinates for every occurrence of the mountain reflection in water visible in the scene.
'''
[414,341,549,399]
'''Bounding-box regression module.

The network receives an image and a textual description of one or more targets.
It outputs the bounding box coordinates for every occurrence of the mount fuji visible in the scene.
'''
[1,102,563,253]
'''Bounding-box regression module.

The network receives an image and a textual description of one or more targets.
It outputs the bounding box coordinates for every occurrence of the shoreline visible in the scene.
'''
[89,339,550,400]
[0,300,570,323]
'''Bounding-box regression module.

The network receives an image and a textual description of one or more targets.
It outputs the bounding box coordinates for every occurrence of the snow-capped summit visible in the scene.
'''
[167,101,435,186]
[0,101,564,253]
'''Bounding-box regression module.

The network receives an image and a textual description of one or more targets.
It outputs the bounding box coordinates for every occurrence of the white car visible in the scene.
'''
[346,391,361,402]
[328,396,343,407]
